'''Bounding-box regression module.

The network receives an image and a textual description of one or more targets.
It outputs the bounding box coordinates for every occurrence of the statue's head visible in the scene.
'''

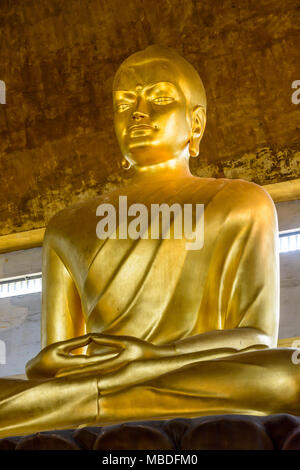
[113,45,206,169]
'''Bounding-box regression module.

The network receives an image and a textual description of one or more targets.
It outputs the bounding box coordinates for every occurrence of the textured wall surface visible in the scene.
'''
[280,251,300,339]
[277,199,300,231]
[0,0,299,235]
[276,200,300,339]
[0,293,41,377]
[0,247,42,376]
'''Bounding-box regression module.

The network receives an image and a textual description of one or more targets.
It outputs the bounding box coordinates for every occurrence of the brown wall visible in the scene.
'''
[0,0,299,235]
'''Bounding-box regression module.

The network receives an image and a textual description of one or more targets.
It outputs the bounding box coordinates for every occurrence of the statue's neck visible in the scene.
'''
[130,157,193,183]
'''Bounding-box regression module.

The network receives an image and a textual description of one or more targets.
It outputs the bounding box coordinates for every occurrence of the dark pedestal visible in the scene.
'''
[1,414,300,450]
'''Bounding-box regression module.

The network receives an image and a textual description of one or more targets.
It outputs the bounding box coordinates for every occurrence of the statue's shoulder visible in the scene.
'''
[44,194,109,243]
[192,177,276,225]
[225,178,274,207]
[216,179,277,226]
[203,177,274,207]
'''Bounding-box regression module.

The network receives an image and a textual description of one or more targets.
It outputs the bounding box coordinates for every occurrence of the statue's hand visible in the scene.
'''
[25,334,120,379]
[55,333,173,378]
[90,333,164,367]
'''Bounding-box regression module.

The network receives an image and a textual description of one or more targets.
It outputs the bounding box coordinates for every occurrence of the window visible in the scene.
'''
[279,229,300,253]
[0,273,42,299]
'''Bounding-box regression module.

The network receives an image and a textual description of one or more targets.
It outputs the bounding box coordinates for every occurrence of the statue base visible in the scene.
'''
[1,414,300,450]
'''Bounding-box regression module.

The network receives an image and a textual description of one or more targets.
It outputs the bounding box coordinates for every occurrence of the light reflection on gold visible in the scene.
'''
[0,45,299,439]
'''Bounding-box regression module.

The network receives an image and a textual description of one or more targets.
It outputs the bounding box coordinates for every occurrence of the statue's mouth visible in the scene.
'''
[129,124,153,130]
[128,124,154,137]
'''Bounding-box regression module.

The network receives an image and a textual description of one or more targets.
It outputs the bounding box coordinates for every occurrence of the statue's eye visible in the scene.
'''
[152,97,174,105]
[116,103,131,112]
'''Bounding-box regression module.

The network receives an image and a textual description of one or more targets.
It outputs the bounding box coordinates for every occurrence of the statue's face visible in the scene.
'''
[113,60,192,167]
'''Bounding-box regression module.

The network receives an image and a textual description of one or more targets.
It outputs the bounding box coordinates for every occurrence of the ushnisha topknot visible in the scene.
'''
[113,45,207,112]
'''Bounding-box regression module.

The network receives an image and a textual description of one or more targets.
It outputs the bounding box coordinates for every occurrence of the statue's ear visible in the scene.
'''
[189,105,206,157]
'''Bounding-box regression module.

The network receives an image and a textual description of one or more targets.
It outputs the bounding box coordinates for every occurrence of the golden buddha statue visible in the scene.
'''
[0,45,299,438]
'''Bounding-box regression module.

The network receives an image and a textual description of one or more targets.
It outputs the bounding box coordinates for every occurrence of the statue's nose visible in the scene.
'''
[132,110,148,121]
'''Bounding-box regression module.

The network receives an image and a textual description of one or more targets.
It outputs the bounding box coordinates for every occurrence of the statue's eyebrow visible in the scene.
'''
[144,82,179,95]
[113,90,136,101]
[114,82,179,99]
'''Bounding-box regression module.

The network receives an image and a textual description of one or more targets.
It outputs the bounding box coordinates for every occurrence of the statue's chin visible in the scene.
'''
[127,151,176,169]
[125,139,190,170]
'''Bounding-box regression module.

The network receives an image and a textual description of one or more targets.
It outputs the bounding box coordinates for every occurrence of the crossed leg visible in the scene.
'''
[0,348,299,438]
[0,374,98,438]
[99,348,300,422]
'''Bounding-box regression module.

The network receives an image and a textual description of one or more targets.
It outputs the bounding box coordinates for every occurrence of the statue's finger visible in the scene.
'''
[59,334,93,352]
[80,352,120,363]
[90,353,128,371]
[90,335,126,348]
[55,355,124,378]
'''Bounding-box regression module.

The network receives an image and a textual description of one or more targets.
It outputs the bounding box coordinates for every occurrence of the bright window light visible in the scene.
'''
[0,273,42,299]
[279,229,300,253]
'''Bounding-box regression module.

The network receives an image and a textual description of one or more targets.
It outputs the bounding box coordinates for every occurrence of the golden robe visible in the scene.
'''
[0,177,299,438]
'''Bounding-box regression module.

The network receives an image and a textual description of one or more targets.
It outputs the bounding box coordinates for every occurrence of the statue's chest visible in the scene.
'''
[82,235,211,341]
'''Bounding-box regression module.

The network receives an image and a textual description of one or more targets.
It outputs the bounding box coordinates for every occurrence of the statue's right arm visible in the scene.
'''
[25,224,87,379]
[26,226,118,379]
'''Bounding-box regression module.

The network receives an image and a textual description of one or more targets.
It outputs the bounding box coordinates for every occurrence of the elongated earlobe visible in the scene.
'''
[189,137,200,157]
[121,157,132,170]
[189,105,206,158]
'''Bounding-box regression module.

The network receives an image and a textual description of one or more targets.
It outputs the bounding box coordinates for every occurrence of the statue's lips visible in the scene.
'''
[128,124,154,137]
